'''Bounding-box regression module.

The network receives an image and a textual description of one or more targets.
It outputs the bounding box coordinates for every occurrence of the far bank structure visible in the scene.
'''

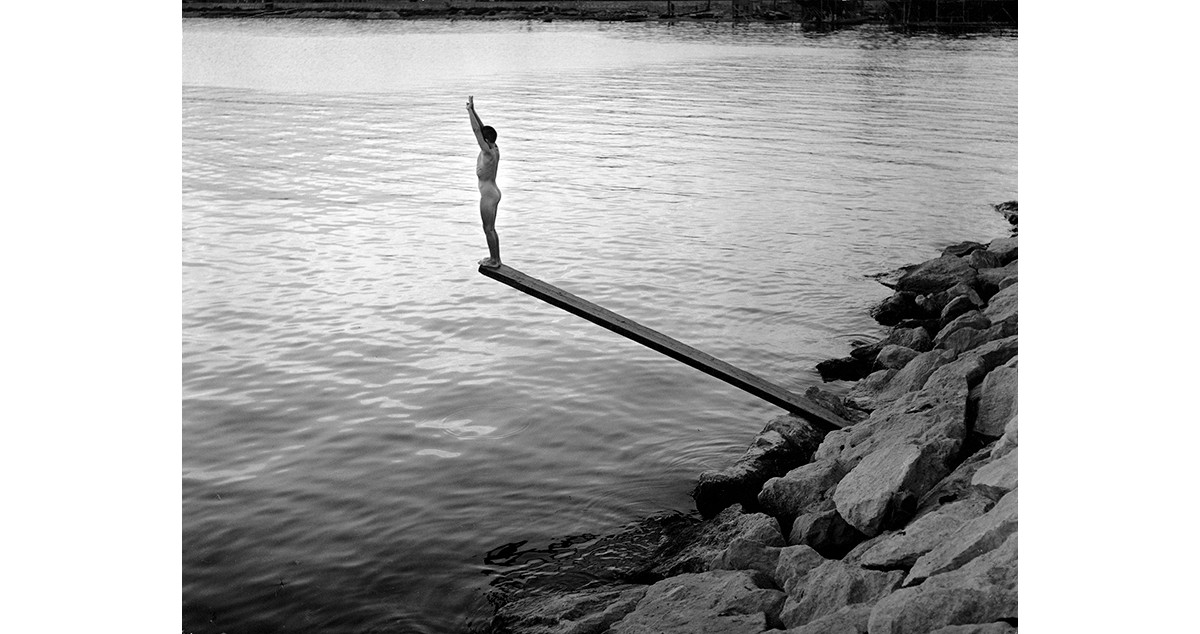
[182,0,1017,27]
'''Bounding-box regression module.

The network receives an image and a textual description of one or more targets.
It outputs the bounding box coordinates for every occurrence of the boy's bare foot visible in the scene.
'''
[478,257,501,268]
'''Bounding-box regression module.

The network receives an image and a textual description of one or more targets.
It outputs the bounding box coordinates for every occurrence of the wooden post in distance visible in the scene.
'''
[478,263,849,432]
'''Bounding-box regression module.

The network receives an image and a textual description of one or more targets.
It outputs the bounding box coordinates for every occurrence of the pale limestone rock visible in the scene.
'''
[975,261,1017,297]
[784,604,872,634]
[982,283,1017,331]
[883,326,933,352]
[815,377,969,476]
[758,459,847,523]
[868,533,1017,634]
[975,363,1017,437]
[936,324,1006,357]
[846,349,956,411]
[876,344,920,370]
[844,368,899,411]
[833,443,939,536]
[986,236,1018,265]
[933,310,991,347]
[906,489,1018,586]
[716,539,784,578]
[778,559,903,628]
[971,448,1017,498]
[773,544,828,597]
[924,336,1017,392]
[608,570,785,634]
[929,622,1016,633]
[990,416,1018,459]
[854,495,992,570]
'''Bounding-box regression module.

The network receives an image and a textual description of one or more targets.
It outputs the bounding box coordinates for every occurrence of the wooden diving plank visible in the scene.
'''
[478,263,849,431]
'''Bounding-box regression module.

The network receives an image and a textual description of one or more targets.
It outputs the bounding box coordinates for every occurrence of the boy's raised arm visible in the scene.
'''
[466,96,490,150]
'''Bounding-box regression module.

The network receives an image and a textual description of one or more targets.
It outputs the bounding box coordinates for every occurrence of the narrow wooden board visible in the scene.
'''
[479,263,849,431]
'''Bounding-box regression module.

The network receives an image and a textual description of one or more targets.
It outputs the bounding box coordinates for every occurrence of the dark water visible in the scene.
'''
[183,18,1015,632]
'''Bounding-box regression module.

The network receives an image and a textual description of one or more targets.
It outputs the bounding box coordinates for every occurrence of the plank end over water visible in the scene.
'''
[478,262,849,431]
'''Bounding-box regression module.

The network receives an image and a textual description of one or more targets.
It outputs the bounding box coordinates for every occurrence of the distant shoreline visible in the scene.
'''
[181,2,1016,29]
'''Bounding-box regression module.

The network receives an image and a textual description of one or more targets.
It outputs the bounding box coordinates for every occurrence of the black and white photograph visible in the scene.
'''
[180,3,1018,632]
[23,2,1200,633]
[15,2,1200,632]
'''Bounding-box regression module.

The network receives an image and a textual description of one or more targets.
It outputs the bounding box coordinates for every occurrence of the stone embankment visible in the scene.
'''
[483,211,1017,634]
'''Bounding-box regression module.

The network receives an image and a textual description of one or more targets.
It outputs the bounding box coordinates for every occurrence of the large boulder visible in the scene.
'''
[816,355,874,382]
[716,539,785,578]
[853,495,993,570]
[788,502,867,559]
[935,324,1006,357]
[971,448,1017,499]
[608,570,785,634]
[805,386,868,425]
[867,533,1017,634]
[905,489,1018,586]
[914,442,997,515]
[990,416,1018,459]
[845,349,957,413]
[975,360,1017,437]
[974,261,1017,299]
[966,248,1005,271]
[867,265,916,290]
[843,369,897,412]
[758,459,847,524]
[932,310,991,348]
[651,506,786,577]
[883,326,934,352]
[832,439,961,537]
[939,294,979,324]
[982,283,1017,332]
[816,377,969,473]
[930,622,1017,634]
[895,255,978,294]
[870,291,927,326]
[941,241,986,258]
[875,345,920,371]
[917,282,984,319]
[987,236,1018,265]
[785,604,872,634]
[773,544,828,597]
[924,336,1018,392]
[847,325,932,368]
[692,416,825,518]
[490,584,647,634]
[777,559,904,628]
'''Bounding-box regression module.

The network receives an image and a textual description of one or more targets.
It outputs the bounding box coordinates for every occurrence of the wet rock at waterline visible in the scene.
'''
[691,416,825,518]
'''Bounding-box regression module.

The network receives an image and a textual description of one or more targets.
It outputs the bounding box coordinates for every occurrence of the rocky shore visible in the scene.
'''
[479,204,1017,633]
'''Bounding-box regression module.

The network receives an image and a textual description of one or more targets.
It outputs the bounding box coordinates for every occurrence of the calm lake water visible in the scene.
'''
[183,17,1015,633]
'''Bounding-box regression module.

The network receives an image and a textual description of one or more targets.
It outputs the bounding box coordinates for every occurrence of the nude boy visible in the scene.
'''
[467,96,501,268]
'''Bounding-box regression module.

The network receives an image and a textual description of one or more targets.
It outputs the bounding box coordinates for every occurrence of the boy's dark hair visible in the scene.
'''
[482,126,498,144]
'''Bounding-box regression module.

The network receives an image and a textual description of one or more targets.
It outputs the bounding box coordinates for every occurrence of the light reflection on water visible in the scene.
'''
[183,18,1015,632]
